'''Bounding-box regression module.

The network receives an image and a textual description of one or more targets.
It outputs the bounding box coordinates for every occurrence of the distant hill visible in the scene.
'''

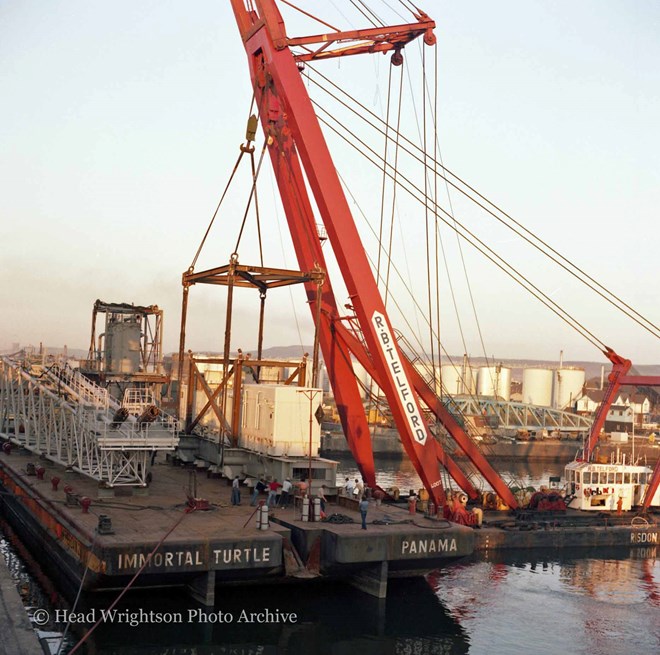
[165,346,659,382]
[0,345,88,359]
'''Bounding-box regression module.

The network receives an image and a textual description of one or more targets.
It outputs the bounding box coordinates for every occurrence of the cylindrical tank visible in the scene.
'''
[352,360,374,400]
[553,367,585,409]
[441,364,477,396]
[477,365,511,401]
[104,318,141,374]
[522,368,553,407]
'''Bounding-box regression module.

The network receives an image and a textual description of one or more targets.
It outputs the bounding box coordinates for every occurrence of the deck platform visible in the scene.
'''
[0,448,471,602]
[2,446,657,604]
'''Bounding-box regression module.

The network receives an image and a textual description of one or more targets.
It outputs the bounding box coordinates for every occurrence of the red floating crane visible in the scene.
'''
[230,0,519,512]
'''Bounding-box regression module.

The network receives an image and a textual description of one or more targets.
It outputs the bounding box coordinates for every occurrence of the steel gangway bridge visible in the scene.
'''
[0,355,179,486]
[444,396,593,434]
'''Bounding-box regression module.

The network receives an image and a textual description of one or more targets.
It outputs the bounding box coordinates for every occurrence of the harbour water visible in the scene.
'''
[1,457,658,654]
[334,454,566,495]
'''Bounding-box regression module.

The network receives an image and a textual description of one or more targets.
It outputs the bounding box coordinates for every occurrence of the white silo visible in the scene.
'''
[352,359,373,400]
[553,367,585,409]
[414,361,435,387]
[522,368,553,407]
[477,365,511,401]
[441,363,477,396]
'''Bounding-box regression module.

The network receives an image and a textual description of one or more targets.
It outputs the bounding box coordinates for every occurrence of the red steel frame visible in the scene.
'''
[582,348,660,509]
[230,0,518,509]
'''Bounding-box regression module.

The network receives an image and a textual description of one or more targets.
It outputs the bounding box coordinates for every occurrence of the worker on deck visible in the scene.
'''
[231,476,241,506]
[279,478,293,508]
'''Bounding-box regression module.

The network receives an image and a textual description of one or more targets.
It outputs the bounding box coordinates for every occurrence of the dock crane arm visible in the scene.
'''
[583,348,660,463]
[581,348,660,509]
[230,0,518,510]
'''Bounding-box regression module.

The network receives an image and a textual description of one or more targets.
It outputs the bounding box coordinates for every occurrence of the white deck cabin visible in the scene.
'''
[565,458,660,511]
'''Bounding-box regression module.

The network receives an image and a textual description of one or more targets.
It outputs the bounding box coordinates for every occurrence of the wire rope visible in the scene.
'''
[233,139,269,256]
[318,106,607,351]
[305,65,659,339]
[279,0,340,31]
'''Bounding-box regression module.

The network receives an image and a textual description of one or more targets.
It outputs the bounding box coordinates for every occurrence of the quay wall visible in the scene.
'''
[321,431,660,462]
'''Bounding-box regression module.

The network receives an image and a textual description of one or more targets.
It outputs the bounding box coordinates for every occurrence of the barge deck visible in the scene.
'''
[0,447,472,602]
[1,446,657,604]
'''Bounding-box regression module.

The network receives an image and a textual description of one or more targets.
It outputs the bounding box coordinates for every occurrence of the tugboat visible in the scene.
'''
[563,348,660,512]
[564,452,660,511]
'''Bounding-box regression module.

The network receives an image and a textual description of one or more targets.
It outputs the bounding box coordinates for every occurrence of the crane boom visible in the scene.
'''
[230,0,519,510]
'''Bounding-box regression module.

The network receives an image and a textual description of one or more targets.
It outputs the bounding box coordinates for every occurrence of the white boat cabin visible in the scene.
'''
[564,459,660,511]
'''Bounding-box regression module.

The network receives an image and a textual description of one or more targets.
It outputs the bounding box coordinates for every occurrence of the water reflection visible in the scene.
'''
[80,578,469,654]
[335,455,565,493]
[429,548,659,655]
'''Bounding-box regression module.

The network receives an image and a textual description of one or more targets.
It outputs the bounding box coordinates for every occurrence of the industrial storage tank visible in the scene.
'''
[522,368,554,407]
[352,360,373,400]
[477,365,511,401]
[553,367,585,409]
[441,363,477,396]
[103,316,141,374]
[414,361,436,388]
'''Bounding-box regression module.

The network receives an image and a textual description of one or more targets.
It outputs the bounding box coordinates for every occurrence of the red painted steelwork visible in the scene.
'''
[403,357,519,509]
[331,319,479,501]
[643,459,660,510]
[231,0,446,505]
[288,19,436,63]
[583,349,632,461]
[583,349,660,477]
[230,3,376,487]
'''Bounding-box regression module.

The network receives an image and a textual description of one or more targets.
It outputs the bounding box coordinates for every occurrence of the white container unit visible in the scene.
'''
[240,384,321,457]
[554,368,585,410]
[477,365,511,401]
[522,368,554,407]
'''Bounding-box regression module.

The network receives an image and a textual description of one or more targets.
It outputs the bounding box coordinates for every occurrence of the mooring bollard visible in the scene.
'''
[259,504,269,530]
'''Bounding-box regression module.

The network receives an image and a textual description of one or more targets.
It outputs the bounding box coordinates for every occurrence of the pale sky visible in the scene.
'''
[1,1,658,366]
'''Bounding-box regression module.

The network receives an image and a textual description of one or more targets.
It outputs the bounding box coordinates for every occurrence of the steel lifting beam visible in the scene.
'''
[231,0,445,505]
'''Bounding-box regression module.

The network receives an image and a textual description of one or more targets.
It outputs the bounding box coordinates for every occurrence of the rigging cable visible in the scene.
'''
[340,173,506,486]
[376,57,394,285]
[305,65,659,340]
[349,0,380,28]
[68,508,194,655]
[189,95,258,271]
[423,38,495,389]
[233,139,269,256]
[422,44,435,392]
[318,106,607,352]
[279,0,340,31]
[358,0,386,27]
[384,62,405,309]
[316,64,481,362]
[401,59,477,362]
